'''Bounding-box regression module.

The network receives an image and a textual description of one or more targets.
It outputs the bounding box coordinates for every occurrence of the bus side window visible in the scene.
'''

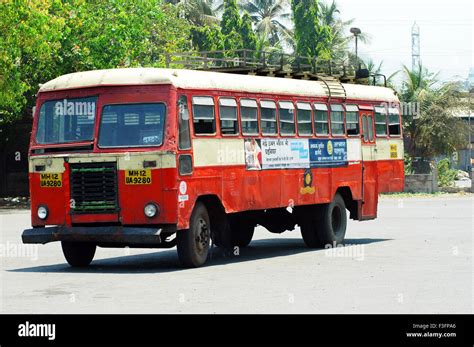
[330,104,345,136]
[345,104,360,136]
[314,103,329,135]
[362,115,369,142]
[388,108,401,136]
[240,99,259,135]
[367,115,374,142]
[374,106,388,137]
[219,98,238,135]
[192,96,216,135]
[279,101,295,135]
[260,100,277,135]
[296,102,313,136]
[178,95,191,149]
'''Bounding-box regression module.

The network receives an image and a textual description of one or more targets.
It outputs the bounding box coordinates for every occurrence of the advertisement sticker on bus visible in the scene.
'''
[309,139,348,168]
[261,138,309,170]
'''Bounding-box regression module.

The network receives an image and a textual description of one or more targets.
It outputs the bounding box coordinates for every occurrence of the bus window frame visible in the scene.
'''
[345,104,360,138]
[362,114,369,143]
[313,102,330,137]
[278,100,296,137]
[330,103,346,138]
[388,107,402,138]
[296,101,314,137]
[374,105,389,138]
[239,98,260,137]
[259,99,278,137]
[97,101,167,149]
[218,96,239,137]
[367,114,375,143]
[177,95,192,150]
[191,95,217,137]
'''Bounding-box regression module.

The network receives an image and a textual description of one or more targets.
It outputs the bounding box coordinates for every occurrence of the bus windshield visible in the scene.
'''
[98,103,166,148]
[36,97,97,144]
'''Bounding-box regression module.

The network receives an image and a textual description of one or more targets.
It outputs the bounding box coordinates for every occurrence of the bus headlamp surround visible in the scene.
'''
[144,203,159,218]
[37,206,48,220]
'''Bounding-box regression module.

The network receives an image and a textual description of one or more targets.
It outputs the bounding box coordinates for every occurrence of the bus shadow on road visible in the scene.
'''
[9,237,391,274]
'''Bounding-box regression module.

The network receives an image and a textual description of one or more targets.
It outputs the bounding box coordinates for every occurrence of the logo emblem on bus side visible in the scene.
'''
[327,140,333,156]
[300,169,315,195]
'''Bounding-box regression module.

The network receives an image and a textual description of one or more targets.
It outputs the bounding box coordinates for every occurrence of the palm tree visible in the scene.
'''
[400,64,470,158]
[239,0,292,48]
[400,64,438,103]
[363,59,398,87]
[166,0,221,26]
[319,0,370,61]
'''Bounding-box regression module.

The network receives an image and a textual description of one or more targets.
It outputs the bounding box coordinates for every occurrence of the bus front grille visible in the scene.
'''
[69,162,119,214]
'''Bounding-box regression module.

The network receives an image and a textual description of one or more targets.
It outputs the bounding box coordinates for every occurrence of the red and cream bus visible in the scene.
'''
[22,68,404,267]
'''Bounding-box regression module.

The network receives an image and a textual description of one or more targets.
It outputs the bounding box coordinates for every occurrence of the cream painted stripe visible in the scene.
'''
[347,139,361,161]
[361,138,404,161]
[375,138,404,160]
[192,137,403,167]
[29,152,176,173]
[29,157,66,173]
[193,138,245,167]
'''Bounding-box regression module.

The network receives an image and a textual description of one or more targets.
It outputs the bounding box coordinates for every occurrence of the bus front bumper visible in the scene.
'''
[22,225,176,246]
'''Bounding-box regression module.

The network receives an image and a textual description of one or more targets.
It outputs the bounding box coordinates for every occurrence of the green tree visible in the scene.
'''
[221,0,241,36]
[60,1,191,71]
[400,65,470,158]
[240,0,292,47]
[191,25,226,52]
[0,0,192,124]
[220,0,243,50]
[240,12,258,51]
[291,0,332,60]
[0,0,65,123]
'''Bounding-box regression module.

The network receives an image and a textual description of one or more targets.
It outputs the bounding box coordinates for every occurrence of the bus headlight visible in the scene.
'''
[37,206,48,220]
[144,203,159,218]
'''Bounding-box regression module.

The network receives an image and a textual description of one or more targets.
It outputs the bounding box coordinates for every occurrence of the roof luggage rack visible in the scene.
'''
[165,49,387,87]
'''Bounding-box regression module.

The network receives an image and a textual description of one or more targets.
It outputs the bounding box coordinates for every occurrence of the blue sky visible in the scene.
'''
[335,0,473,83]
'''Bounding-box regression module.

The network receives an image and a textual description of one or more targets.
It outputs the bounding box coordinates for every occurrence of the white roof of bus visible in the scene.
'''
[39,68,399,103]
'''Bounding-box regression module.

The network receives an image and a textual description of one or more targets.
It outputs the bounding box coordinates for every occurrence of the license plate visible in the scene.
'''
[40,173,62,188]
[125,170,152,185]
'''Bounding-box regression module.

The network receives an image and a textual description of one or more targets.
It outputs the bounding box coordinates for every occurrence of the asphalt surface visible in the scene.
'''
[0,196,472,313]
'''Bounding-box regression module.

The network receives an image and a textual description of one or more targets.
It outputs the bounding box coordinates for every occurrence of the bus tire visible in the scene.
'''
[177,202,211,268]
[231,220,254,248]
[301,193,347,248]
[61,241,96,267]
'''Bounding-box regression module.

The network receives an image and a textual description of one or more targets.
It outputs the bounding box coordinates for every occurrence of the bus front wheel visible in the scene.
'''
[61,241,96,267]
[177,202,211,268]
[301,193,347,248]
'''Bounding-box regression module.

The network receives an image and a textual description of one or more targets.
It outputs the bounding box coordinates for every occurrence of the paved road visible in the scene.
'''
[0,197,472,313]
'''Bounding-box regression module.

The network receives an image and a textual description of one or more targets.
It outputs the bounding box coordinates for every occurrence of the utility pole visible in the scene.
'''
[412,22,420,70]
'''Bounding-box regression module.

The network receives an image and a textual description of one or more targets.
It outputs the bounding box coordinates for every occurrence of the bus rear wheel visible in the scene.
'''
[177,202,211,268]
[301,193,347,248]
[61,241,96,267]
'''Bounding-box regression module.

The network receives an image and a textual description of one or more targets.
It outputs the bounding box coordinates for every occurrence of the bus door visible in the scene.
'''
[360,111,378,219]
